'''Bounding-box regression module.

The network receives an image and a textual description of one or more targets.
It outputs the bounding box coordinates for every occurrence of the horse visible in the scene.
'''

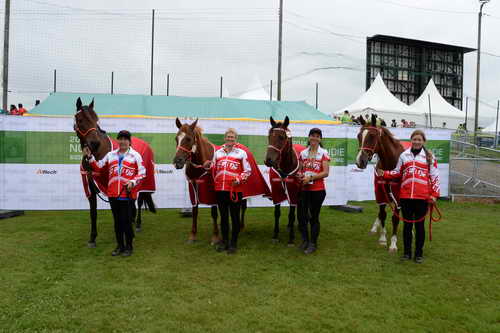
[264,116,305,246]
[172,118,222,245]
[355,114,406,253]
[74,97,156,248]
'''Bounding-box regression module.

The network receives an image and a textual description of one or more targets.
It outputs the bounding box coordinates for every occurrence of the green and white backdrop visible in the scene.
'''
[0,116,451,210]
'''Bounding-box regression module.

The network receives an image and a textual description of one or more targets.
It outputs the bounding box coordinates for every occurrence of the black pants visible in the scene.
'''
[110,198,135,250]
[400,199,428,258]
[298,190,326,245]
[216,191,242,248]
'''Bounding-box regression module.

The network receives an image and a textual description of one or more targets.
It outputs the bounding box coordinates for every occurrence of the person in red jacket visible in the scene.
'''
[297,128,330,254]
[376,130,440,263]
[204,128,251,254]
[84,130,145,257]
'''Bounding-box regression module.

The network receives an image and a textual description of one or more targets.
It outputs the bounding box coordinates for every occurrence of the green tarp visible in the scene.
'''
[28,92,334,122]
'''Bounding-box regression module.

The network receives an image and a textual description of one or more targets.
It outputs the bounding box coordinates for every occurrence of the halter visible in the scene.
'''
[267,127,299,177]
[74,110,97,138]
[359,126,382,155]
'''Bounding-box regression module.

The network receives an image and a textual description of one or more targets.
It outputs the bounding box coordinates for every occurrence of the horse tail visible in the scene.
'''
[139,192,157,213]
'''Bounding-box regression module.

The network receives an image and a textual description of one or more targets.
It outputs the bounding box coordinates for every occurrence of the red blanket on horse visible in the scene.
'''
[269,144,305,205]
[374,141,411,205]
[187,143,271,206]
[81,137,156,198]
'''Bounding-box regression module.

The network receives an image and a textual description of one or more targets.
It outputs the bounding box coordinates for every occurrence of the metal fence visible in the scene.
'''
[449,139,500,198]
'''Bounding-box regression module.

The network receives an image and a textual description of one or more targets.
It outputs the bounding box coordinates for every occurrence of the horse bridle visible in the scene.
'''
[359,126,382,158]
[176,134,207,168]
[74,110,97,138]
[268,127,298,177]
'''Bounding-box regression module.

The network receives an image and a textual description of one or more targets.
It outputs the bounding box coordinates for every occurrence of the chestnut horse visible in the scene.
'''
[355,114,405,252]
[264,116,304,246]
[75,98,156,248]
[173,118,253,244]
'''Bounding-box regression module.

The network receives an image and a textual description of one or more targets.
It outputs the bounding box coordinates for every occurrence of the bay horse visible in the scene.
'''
[264,116,304,246]
[172,118,221,244]
[355,114,406,253]
[75,98,156,248]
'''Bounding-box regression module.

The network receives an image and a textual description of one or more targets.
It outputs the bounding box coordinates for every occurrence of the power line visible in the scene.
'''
[371,0,475,15]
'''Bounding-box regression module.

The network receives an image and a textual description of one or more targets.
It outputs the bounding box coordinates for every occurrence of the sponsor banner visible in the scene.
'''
[0,116,451,210]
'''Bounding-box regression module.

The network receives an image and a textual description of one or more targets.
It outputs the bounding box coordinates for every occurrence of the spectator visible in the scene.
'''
[17,103,27,116]
[340,110,351,123]
[35,100,40,106]
[9,104,19,115]
[442,122,447,129]
[391,119,397,128]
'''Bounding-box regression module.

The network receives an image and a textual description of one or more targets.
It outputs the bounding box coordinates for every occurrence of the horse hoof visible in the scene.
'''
[379,242,387,247]
[186,239,197,244]
[87,242,96,248]
[271,238,280,244]
[388,247,398,254]
[369,230,378,235]
[136,227,142,233]
[287,243,295,248]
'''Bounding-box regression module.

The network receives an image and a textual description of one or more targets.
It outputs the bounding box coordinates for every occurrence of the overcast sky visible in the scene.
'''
[2,0,500,123]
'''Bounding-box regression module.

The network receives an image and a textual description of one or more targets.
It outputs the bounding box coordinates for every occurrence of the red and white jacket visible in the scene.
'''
[89,147,146,199]
[211,145,252,192]
[299,146,330,191]
[384,147,440,200]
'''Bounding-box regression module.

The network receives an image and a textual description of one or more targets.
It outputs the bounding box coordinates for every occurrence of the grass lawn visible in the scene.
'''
[1,201,499,333]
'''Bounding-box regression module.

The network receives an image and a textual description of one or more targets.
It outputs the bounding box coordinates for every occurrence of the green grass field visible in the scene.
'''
[1,201,499,333]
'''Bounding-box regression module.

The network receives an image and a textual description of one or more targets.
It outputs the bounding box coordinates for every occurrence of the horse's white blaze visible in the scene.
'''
[176,132,186,149]
[370,217,380,234]
[389,235,398,252]
[356,129,368,166]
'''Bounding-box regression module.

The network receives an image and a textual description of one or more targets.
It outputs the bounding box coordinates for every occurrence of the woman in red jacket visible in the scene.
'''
[84,130,145,257]
[377,130,440,263]
[204,128,251,254]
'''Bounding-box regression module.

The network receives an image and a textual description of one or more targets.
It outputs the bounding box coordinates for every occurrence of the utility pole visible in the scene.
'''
[277,0,283,101]
[150,9,155,96]
[474,0,490,144]
[2,0,11,112]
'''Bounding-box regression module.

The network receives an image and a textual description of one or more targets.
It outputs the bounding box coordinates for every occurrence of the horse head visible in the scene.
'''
[173,118,199,169]
[356,114,382,169]
[74,97,103,153]
[265,116,290,169]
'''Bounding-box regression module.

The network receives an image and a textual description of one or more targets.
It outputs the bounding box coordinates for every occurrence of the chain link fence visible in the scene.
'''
[449,139,500,198]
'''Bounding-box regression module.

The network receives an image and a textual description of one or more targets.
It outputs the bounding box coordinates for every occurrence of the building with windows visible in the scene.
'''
[366,34,475,110]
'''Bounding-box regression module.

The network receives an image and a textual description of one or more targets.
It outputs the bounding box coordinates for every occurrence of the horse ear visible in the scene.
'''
[89,98,94,111]
[371,114,377,126]
[270,116,277,128]
[76,97,82,111]
[283,116,290,128]
[190,118,198,131]
[175,117,182,129]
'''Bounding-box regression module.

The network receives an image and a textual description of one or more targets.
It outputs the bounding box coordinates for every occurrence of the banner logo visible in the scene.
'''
[36,169,57,175]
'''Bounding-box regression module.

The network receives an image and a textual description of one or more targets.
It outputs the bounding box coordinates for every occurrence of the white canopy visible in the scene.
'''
[484,118,500,133]
[408,79,466,129]
[335,74,424,125]
[237,75,270,101]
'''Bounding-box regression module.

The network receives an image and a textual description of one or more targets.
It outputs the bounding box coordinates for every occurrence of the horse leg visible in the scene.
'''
[134,196,141,232]
[287,205,296,247]
[388,210,400,253]
[88,193,98,248]
[378,205,388,247]
[370,206,382,235]
[240,199,247,232]
[272,204,281,243]
[187,205,198,243]
[210,205,221,246]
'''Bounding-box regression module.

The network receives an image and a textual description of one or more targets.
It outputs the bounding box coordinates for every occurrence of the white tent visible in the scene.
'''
[408,79,467,129]
[334,73,424,125]
[237,75,271,101]
[484,118,499,133]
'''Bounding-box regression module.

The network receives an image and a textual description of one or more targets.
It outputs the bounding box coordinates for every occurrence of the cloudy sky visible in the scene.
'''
[2,0,500,123]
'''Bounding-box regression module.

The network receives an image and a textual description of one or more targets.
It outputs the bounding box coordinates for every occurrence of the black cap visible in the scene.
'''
[117,130,132,141]
[308,128,322,138]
